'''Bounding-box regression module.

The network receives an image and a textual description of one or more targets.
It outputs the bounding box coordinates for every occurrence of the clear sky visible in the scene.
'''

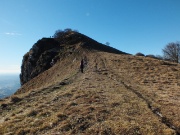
[0,0,180,74]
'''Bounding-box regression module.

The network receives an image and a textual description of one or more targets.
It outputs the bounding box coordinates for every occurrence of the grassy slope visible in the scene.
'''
[0,49,179,135]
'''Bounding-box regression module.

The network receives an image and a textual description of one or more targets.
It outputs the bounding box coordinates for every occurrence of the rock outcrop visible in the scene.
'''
[20,38,60,85]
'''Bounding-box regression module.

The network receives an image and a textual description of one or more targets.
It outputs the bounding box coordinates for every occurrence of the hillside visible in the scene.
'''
[0,31,180,135]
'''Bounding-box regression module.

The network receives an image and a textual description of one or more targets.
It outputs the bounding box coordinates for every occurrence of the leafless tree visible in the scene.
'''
[162,42,180,63]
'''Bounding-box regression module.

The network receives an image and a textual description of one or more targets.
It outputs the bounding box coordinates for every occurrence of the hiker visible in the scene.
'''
[83,56,88,66]
[80,59,84,73]
[50,59,54,66]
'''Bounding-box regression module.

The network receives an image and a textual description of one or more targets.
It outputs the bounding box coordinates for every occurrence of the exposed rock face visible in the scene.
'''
[20,38,60,85]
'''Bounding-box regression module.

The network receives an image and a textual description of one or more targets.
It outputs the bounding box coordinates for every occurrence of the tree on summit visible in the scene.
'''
[53,28,74,39]
[53,28,77,43]
[162,42,180,63]
[53,29,65,39]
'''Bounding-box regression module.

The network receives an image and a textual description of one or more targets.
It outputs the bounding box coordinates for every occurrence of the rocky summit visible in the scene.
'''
[20,31,125,85]
[0,31,180,135]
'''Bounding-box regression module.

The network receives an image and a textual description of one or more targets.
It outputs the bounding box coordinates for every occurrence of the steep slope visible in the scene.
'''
[0,32,180,135]
[20,31,126,85]
[20,38,60,85]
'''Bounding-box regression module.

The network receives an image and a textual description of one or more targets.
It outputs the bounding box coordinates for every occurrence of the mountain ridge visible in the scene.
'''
[0,32,180,134]
[20,31,127,86]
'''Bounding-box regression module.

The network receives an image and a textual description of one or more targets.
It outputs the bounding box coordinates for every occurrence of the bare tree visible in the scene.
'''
[162,42,180,63]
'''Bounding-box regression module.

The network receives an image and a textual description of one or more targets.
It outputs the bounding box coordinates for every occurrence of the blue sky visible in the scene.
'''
[0,0,180,74]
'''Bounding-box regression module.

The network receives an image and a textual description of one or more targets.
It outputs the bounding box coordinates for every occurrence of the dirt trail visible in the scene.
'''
[0,51,179,135]
[92,52,180,134]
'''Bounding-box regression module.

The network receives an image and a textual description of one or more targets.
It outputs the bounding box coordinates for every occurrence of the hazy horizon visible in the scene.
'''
[0,74,20,99]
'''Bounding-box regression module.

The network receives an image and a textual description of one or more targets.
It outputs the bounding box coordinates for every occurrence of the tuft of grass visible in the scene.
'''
[57,113,68,121]
[16,128,30,135]
[27,110,38,117]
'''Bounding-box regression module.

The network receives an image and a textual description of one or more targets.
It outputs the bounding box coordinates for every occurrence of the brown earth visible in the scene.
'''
[0,43,180,134]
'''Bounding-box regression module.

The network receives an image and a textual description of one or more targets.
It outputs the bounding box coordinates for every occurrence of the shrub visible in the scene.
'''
[135,52,145,56]
[57,113,68,121]
[155,55,163,60]
[1,103,8,108]
[16,128,30,135]
[27,110,38,117]
[146,54,156,58]
[11,96,22,103]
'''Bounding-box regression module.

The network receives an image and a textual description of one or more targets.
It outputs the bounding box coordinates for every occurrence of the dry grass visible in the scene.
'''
[0,50,179,134]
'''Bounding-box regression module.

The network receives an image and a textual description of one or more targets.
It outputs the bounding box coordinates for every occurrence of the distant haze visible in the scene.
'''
[0,74,20,99]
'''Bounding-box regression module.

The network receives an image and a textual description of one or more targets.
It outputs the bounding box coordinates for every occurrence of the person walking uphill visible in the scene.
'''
[80,59,84,73]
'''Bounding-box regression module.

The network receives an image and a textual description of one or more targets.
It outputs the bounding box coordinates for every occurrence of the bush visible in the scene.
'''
[135,52,145,56]
[146,54,156,58]
[27,110,38,117]
[11,96,22,103]
[16,128,30,135]
[155,55,163,60]
[1,103,8,108]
